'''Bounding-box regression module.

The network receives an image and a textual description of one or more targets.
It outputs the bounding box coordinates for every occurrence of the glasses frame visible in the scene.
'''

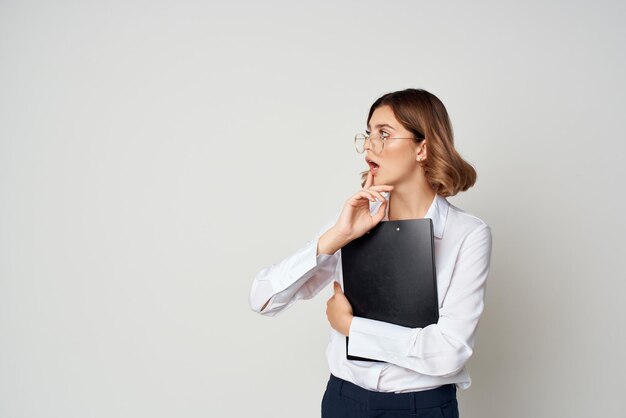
[354,132,425,154]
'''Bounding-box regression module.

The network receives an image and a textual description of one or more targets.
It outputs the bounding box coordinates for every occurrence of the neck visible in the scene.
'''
[387,181,437,221]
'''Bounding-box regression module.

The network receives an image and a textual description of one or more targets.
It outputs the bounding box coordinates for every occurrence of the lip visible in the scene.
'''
[365,157,380,174]
[365,156,380,168]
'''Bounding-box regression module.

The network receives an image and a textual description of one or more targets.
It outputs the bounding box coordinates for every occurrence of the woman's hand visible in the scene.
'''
[334,171,394,242]
[326,281,353,336]
[325,172,394,335]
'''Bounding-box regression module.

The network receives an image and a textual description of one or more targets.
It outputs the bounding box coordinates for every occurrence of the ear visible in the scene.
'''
[416,141,427,162]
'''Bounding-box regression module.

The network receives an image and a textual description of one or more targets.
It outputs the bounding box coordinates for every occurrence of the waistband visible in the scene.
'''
[326,373,456,410]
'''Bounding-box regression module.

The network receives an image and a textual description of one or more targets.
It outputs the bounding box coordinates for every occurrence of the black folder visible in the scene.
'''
[341,218,439,362]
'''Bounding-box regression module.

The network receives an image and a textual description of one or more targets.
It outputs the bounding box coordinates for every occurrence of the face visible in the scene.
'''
[365,105,425,186]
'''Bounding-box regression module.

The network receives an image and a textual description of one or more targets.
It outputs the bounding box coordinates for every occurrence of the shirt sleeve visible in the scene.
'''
[249,209,342,316]
[347,224,493,377]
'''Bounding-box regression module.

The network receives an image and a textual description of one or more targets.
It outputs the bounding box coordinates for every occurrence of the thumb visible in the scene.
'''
[333,281,342,294]
[373,198,387,223]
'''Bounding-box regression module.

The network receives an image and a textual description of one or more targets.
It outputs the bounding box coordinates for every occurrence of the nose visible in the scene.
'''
[364,136,373,151]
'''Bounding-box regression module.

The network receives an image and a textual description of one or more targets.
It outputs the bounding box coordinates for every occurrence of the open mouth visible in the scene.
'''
[367,160,380,173]
[366,157,380,168]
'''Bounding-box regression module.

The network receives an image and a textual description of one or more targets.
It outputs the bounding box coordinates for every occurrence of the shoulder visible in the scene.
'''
[446,200,489,229]
[443,199,491,244]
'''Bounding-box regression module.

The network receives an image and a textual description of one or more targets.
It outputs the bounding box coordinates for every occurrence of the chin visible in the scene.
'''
[374,174,393,185]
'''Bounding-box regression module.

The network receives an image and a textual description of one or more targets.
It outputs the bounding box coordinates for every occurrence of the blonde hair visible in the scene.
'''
[359,88,476,197]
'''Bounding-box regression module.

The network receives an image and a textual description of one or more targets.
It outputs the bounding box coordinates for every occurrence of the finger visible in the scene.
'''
[373,198,388,223]
[363,170,373,189]
[363,188,389,202]
[359,190,379,202]
[333,281,341,294]
[364,188,386,202]
[360,189,389,203]
[351,190,377,203]
[334,291,351,308]
[368,185,394,192]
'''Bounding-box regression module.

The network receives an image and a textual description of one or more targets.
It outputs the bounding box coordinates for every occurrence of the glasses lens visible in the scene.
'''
[370,133,382,153]
[355,134,366,153]
[355,133,384,153]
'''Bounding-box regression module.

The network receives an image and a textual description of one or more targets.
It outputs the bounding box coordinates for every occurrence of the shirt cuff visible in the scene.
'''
[347,316,418,363]
[271,237,338,293]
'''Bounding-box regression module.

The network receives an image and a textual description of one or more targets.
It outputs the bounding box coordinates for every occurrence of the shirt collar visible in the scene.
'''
[381,193,449,239]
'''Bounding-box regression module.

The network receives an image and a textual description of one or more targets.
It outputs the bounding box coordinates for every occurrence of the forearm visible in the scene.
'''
[251,226,342,315]
[317,226,351,256]
[250,209,345,316]
[347,316,474,377]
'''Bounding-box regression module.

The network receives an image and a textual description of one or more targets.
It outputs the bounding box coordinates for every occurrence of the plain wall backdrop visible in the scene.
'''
[1,1,625,417]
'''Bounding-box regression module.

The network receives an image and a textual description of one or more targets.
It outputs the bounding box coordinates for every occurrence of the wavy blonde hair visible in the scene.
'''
[359,88,476,197]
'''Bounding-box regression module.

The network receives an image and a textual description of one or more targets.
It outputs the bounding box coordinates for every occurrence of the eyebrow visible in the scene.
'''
[366,123,396,131]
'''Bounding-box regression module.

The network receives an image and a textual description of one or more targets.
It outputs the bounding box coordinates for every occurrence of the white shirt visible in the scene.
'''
[249,192,492,393]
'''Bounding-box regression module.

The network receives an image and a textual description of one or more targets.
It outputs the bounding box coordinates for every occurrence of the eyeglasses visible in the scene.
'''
[354,132,424,154]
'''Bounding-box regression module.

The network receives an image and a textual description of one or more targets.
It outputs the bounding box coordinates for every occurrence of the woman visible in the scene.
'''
[249,88,492,417]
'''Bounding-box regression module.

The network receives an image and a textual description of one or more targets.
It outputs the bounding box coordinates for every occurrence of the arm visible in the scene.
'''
[249,210,351,316]
[347,224,493,377]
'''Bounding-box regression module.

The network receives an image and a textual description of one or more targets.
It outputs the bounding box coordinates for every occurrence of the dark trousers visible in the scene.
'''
[321,373,459,418]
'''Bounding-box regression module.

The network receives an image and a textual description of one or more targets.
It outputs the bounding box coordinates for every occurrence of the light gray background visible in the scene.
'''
[1,1,624,417]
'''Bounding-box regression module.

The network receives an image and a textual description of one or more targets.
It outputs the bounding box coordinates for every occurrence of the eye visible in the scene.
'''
[380,130,390,138]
